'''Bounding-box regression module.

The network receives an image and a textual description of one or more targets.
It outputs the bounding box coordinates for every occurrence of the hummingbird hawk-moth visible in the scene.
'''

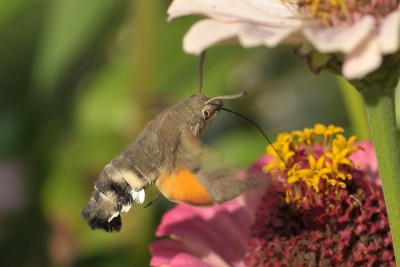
[82,52,258,232]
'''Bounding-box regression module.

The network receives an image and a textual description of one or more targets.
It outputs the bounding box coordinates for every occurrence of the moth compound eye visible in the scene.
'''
[202,109,211,120]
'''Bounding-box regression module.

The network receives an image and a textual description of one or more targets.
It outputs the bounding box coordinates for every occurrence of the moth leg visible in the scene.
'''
[144,192,162,208]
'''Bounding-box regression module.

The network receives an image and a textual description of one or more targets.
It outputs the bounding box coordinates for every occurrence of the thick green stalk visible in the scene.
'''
[358,82,400,263]
[338,77,370,140]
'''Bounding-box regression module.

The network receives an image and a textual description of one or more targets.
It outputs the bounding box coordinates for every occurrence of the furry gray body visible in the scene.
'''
[82,93,255,232]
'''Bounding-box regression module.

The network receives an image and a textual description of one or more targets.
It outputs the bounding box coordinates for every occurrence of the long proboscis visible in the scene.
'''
[222,107,284,162]
[198,51,207,95]
[205,92,248,105]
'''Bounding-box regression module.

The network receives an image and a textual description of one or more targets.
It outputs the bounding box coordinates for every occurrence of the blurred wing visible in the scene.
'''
[156,132,251,205]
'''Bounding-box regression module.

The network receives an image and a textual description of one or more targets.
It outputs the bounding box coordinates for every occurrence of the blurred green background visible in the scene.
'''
[0,1,384,266]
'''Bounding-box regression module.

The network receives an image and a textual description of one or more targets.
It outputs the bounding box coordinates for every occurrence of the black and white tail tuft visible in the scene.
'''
[82,172,145,232]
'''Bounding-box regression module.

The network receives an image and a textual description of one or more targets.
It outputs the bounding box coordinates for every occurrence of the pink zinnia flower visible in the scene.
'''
[168,0,400,79]
[150,125,394,266]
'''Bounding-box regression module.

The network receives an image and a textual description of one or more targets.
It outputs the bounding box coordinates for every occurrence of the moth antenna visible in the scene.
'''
[143,192,161,208]
[198,50,207,95]
[222,107,284,162]
[205,92,247,105]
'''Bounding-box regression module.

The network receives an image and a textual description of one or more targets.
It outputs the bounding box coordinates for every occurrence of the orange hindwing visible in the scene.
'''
[156,168,213,205]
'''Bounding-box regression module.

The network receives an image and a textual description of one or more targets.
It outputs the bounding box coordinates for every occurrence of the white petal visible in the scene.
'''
[132,189,145,204]
[342,35,381,79]
[183,19,241,54]
[379,8,400,54]
[303,16,375,53]
[238,23,303,48]
[168,0,300,27]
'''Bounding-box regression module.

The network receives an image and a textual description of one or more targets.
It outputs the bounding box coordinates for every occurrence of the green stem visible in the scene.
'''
[358,82,400,263]
[338,77,370,140]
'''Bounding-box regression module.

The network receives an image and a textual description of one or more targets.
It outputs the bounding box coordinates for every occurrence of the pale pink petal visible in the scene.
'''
[379,9,400,54]
[168,0,300,27]
[183,19,241,54]
[238,23,303,47]
[342,35,381,79]
[303,16,375,53]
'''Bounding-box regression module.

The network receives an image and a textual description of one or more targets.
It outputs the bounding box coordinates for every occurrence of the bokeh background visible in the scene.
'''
[3,1,397,266]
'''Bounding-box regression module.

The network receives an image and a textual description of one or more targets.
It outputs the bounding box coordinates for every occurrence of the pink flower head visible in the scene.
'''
[246,124,394,265]
[168,0,400,79]
[150,125,394,266]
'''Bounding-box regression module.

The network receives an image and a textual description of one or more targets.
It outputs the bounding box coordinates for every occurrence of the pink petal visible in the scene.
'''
[350,141,377,170]
[350,141,380,186]
[170,254,214,267]
[342,35,381,79]
[183,19,241,54]
[150,240,192,266]
[150,239,224,267]
[168,0,299,27]
[303,16,375,53]
[238,23,302,48]
[155,202,252,267]
[379,8,400,54]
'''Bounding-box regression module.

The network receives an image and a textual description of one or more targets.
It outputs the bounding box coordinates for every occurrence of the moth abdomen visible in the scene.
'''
[81,163,146,232]
[81,191,122,232]
[110,152,156,190]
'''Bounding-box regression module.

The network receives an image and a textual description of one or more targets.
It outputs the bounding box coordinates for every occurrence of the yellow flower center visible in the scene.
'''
[283,0,399,26]
[265,124,362,208]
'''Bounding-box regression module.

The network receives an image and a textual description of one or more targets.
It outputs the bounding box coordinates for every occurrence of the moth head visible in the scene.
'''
[201,98,223,123]
[183,92,247,136]
[184,51,247,135]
